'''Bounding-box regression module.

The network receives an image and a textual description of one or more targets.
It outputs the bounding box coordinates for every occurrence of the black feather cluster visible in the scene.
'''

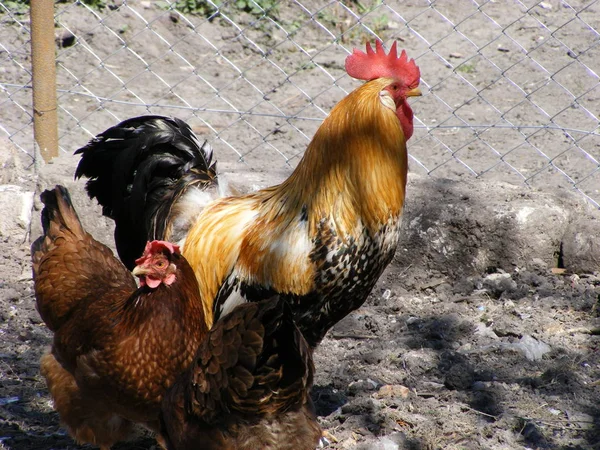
[75,116,217,269]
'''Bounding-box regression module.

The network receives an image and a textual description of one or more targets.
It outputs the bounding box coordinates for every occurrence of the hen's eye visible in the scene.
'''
[156,260,167,269]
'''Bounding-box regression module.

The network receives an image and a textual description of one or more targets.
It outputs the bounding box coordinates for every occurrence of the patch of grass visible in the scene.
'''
[288,19,303,34]
[234,0,278,16]
[165,0,220,16]
[1,1,28,14]
[370,13,389,34]
[76,0,107,8]
[457,63,477,74]
[318,1,391,44]
[166,0,278,18]
[2,0,106,14]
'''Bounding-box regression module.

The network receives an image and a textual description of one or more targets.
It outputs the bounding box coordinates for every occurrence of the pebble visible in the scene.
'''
[373,384,410,399]
[55,29,76,48]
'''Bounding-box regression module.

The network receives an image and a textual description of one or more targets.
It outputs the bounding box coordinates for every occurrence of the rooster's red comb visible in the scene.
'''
[345,41,420,88]
[135,240,180,265]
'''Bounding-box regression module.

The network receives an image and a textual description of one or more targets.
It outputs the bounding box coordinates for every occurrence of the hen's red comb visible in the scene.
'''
[345,41,420,88]
[135,240,180,265]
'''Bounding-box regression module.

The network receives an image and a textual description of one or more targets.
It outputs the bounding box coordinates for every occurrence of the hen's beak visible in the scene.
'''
[406,87,422,98]
[132,266,148,277]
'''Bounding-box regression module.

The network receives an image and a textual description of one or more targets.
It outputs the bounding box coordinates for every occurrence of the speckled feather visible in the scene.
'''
[160,297,320,450]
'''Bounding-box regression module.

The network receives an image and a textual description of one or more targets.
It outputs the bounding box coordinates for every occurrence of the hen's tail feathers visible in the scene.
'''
[74,115,217,270]
[31,185,84,261]
[186,296,314,423]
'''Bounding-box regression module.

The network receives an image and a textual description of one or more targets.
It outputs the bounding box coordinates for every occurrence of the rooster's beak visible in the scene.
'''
[406,87,422,98]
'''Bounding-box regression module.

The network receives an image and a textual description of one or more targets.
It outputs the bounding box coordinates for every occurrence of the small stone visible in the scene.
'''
[530,258,548,271]
[348,379,378,394]
[2,288,19,302]
[362,351,383,365]
[29,314,43,325]
[472,381,487,391]
[108,0,125,9]
[374,384,410,399]
[55,29,76,48]
[475,323,499,340]
[483,272,517,297]
[444,363,475,390]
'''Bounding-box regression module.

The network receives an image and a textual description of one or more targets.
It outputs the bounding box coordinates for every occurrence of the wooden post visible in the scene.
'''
[30,0,58,162]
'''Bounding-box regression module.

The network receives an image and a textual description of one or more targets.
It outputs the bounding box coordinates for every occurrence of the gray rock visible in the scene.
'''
[0,185,34,241]
[55,29,76,48]
[562,216,600,273]
[395,175,595,284]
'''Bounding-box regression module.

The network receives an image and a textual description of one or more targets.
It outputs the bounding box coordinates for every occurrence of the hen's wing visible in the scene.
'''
[31,185,136,332]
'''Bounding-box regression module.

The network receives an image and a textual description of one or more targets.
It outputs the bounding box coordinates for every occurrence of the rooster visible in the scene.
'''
[31,185,207,449]
[160,296,321,450]
[75,41,421,347]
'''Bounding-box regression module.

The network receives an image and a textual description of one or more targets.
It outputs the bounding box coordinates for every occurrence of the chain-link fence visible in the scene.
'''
[1,0,599,204]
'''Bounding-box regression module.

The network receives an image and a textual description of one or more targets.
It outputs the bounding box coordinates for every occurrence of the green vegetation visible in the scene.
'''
[457,63,476,74]
[167,0,278,17]
[316,0,391,44]
[233,0,278,15]
[3,0,106,14]
[75,0,106,8]
[165,0,218,16]
[3,0,278,18]
[1,1,28,14]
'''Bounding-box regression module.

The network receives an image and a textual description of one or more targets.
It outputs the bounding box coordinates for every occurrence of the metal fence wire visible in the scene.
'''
[1,1,599,205]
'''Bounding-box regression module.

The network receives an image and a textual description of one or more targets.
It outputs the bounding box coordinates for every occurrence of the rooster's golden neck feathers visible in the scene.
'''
[266,79,408,236]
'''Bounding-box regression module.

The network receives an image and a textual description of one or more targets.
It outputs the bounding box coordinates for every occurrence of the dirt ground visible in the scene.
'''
[1,1,600,449]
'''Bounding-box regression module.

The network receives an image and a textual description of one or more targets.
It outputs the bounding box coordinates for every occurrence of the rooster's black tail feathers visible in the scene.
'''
[75,115,217,269]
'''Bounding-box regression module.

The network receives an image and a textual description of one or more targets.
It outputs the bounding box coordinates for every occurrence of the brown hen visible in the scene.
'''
[31,185,207,449]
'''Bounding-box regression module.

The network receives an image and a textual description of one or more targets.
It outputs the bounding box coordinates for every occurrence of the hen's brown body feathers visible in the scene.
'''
[31,186,207,449]
[160,297,320,450]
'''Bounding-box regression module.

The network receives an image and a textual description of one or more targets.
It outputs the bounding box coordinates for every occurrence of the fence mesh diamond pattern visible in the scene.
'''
[1,0,599,204]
